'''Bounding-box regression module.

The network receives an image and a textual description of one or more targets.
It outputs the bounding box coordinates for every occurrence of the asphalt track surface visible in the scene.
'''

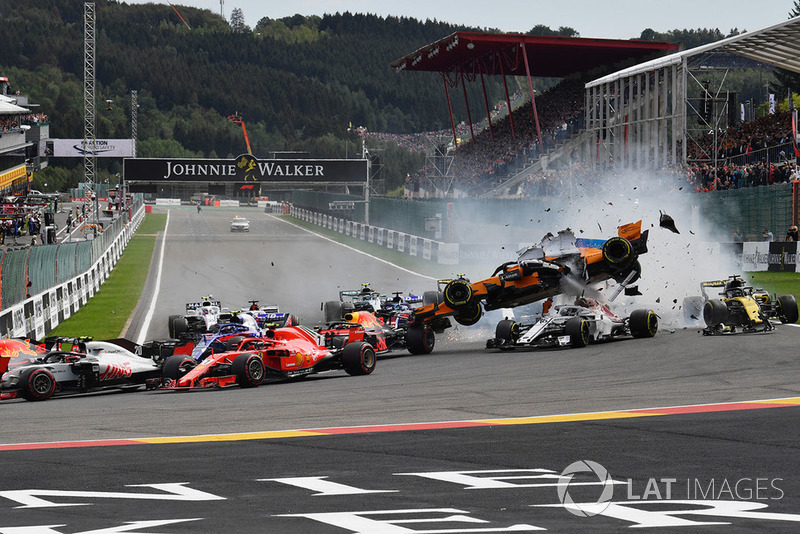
[2,207,800,532]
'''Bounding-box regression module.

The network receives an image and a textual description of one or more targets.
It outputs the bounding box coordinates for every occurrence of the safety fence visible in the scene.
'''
[290,206,458,266]
[0,203,145,339]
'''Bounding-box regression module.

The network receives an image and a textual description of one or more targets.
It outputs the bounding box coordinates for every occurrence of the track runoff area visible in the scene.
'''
[2,208,800,532]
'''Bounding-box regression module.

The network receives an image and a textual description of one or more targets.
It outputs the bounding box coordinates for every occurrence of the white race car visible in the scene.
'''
[168,296,231,338]
[486,298,658,349]
[0,337,177,402]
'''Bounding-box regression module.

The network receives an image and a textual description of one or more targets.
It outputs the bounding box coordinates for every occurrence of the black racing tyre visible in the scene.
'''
[443,279,474,309]
[613,260,641,284]
[422,290,444,307]
[171,316,188,338]
[629,309,658,338]
[495,319,519,343]
[323,300,343,323]
[341,341,376,375]
[162,355,196,381]
[777,294,799,324]
[703,298,729,326]
[167,315,180,338]
[232,352,265,387]
[406,324,435,355]
[19,367,56,401]
[565,317,590,348]
[454,302,482,326]
[602,236,634,267]
[225,335,247,351]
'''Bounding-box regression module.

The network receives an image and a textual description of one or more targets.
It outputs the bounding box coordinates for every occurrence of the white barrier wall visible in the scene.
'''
[290,206,458,265]
[3,206,146,339]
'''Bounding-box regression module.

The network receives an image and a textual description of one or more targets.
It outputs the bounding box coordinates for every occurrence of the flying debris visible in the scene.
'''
[659,211,680,234]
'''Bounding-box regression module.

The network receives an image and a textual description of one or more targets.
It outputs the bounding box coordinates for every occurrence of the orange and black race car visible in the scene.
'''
[410,221,648,329]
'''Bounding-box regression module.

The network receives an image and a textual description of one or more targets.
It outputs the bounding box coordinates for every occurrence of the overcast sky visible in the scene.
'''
[123,0,798,39]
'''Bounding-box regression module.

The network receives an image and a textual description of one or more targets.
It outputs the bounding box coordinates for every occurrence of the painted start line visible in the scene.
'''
[2,396,799,451]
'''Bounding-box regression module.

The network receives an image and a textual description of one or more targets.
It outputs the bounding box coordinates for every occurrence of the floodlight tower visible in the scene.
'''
[131,90,138,157]
[83,2,96,193]
[220,0,224,18]
[83,1,97,214]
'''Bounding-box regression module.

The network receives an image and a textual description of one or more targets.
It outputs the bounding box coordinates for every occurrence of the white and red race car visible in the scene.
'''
[486,297,658,350]
[0,337,176,401]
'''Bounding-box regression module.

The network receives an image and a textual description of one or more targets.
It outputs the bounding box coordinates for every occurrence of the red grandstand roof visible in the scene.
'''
[391,32,679,78]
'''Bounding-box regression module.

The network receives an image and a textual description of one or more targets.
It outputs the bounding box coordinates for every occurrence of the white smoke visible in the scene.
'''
[448,167,740,330]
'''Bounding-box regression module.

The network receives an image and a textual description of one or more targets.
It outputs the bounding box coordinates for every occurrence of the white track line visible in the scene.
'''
[136,210,170,345]
[270,214,437,281]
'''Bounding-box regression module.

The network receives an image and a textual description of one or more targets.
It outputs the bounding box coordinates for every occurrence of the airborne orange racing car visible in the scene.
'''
[409,220,648,331]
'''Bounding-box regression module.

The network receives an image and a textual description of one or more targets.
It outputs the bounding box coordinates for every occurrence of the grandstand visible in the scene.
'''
[0,77,49,198]
[391,18,800,200]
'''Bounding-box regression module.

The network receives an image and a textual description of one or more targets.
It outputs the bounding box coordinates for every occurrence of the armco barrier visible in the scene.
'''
[0,205,146,339]
[289,206,459,265]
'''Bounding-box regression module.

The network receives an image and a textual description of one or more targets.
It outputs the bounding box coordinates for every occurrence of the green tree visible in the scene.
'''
[229,7,249,33]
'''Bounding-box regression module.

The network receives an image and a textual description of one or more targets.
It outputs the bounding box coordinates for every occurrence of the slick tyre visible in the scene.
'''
[703,298,729,326]
[406,324,435,355]
[232,352,265,388]
[341,341,376,376]
[171,317,188,338]
[19,367,56,401]
[565,317,590,348]
[602,236,634,268]
[454,302,483,326]
[629,309,659,338]
[323,300,344,323]
[777,294,799,324]
[162,355,196,381]
[443,279,474,310]
[167,315,180,338]
[495,320,519,344]
[613,260,642,284]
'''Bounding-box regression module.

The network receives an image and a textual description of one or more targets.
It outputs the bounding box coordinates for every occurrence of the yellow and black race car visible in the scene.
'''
[410,221,648,333]
[695,275,799,335]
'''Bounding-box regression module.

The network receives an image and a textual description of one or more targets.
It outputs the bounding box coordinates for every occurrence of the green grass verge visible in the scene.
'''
[745,271,800,301]
[48,213,167,339]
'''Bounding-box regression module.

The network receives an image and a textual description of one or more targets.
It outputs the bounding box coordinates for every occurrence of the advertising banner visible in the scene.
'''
[124,155,367,183]
[53,139,135,157]
[767,241,798,272]
[741,242,771,271]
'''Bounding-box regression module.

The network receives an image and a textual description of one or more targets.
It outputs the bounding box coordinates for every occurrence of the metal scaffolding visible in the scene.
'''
[581,16,800,171]
[83,2,96,190]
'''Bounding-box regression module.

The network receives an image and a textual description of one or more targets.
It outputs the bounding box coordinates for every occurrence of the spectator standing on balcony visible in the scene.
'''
[763,228,774,242]
[786,225,799,241]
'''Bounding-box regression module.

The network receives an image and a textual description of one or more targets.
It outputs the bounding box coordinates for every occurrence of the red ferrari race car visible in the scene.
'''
[410,221,648,331]
[152,323,376,391]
